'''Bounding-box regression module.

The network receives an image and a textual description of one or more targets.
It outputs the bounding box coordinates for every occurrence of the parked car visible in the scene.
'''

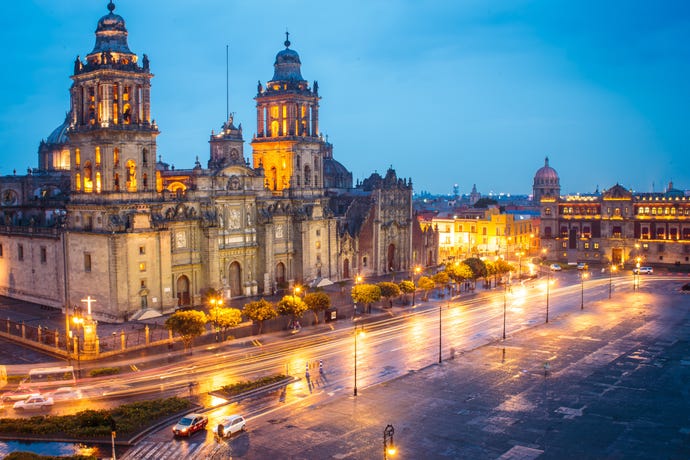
[173,413,208,437]
[549,264,562,271]
[46,387,83,402]
[216,414,246,438]
[13,394,54,411]
[633,266,653,275]
[577,263,589,270]
[1,388,37,402]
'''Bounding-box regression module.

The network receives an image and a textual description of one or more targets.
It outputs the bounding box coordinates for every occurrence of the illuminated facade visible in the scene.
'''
[540,181,690,267]
[0,2,413,321]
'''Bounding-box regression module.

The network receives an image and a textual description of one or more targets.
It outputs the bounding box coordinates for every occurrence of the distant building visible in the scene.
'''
[0,2,414,320]
[532,157,560,202]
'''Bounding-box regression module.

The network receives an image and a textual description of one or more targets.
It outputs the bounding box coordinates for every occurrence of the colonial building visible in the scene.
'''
[0,2,413,321]
[539,165,690,267]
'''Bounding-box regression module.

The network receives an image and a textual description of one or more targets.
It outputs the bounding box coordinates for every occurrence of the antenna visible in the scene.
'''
[226,44,229,121]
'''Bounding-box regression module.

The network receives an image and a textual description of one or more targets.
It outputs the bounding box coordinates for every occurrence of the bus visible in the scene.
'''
[19,366,76,390]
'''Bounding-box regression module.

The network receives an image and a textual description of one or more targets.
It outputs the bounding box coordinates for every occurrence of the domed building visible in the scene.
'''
[0,3,415,323]
[532,157,560,202]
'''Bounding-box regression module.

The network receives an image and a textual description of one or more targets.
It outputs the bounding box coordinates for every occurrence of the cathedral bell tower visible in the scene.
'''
[67,1,159,197]
[252,33,324,195]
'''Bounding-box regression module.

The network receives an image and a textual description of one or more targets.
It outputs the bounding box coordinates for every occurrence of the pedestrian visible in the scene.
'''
[319,360,324,374]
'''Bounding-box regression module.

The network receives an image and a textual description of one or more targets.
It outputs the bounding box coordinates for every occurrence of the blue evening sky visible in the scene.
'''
[1,1,689,196]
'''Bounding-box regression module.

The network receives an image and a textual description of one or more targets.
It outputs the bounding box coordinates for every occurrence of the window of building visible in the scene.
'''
[658,244,664,253]
[17,244,23,261]
[593,242,599,249]
[584,242,590,249]
[316,229,320,237]
[363,256,368,267]
[95,146,101,166]
[141,279,147,288]
[139,262,146,272]
[0,244,3,257]
[40,246,47,264]
[139,246,145,255]
[84,253,91,272]
[316,241,321,249]
[562,242,567,248]
[643,243,649,250]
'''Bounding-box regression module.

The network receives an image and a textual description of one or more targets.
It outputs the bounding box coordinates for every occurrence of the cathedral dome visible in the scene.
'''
[46,118,70,145]
[533,157,559,185]
[90,1,133,56]
[271,34,304,82]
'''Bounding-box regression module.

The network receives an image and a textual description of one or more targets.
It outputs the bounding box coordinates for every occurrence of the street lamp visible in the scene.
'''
[545,269,551,323]
[383,424,396,459]
[516,251,524,280]
[580,271,589,310]
[411,266,421,306]
[502,277,507,340]
[353,276,362,318]
[71,307,84,378]
[634,257,642,291]
[609,264,617,299]
[438,300,444,364]
[209,295,223,341]
[353,324,365,396]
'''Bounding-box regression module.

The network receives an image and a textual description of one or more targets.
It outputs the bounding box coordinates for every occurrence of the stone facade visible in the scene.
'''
[0,3,414,321]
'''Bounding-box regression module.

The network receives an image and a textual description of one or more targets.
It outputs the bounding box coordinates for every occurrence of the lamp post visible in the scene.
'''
[502,277,507,340]
[71,306,84,378]
[609,264,617,299]
[438,300,444,364]
[634,257,641,291]
[353,276,362,318]
[580,271,588,310]
[545,268,551,323]
[353,324,365,396]
[411,266,421,306]
[383,424,396,459]
[209,295,223,341]
[516,251,524,280]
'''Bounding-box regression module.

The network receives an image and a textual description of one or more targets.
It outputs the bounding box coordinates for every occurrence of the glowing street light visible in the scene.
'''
[411,266,421,306]
[609,264,617,299]
[383,424,396,459]
[580,271,589,310]
[353,276,362,317]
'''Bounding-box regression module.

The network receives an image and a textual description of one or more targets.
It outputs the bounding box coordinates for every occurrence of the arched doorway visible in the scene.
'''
[176,275,190,306]
[387,244,396,272]
[228,261,242,297]
[275,262,286,287]
[343,259,350,279]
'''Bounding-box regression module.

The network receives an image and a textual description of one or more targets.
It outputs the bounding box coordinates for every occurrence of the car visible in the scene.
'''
[13,394,54,411]
[633,266,653,275]
[549,264,562,271]
[45,387,83,402]
[173,413,208,437]
[216,414,246,438]
[1,388,37,402]
[577,263,589,271]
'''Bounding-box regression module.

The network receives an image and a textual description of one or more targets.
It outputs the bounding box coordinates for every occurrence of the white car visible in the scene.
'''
[216,415,246,437]
[13,394,54,411]
[549,264,562,271]
[633,266,653,275]
[46,387,83,402]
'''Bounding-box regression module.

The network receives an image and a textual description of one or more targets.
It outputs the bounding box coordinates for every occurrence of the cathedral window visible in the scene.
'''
[95,147,101,166]
[126,160,137,192]
[139,262,146,272]
[143,173,148,189]
[270,120,279,137]
[84,253,91,272]
[304,165,311,186]
[83,161,93,193]
[113,148,119,166]
[75,148,81,166]
[17,244,24,261]
[123,103,131,124]
[296,155,301,168]
[95,172,101,193]
[114,173,120,191]
[40,246,47,264]
[156,171,163,193]
[142,148,149,164]
[270,166,278,190]
[75,173,81,191]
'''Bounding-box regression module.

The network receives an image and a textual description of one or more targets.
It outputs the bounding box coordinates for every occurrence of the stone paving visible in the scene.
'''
[231,285,690,459]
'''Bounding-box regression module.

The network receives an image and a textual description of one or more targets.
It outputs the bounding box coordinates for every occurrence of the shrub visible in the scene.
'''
[220,374,288,397]
[88,367,120,377]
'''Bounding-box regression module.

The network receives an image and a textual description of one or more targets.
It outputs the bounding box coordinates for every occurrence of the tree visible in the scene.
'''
[277,294,308,325]
[304,291,331,324]
[377,282,400,308]
[351,283,381,314]
[208,306,243,341]
[165,310,207,353]
[417,276,435,301]
[463,257,487,287]
[243,298,278,334]
[399,280,415,304]
[493,259,515,284]
[432,271,450,296]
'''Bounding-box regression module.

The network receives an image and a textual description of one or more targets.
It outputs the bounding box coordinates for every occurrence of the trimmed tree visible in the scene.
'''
[463,257,488,288]
[277,294,308,326]
[432,271,450,297]
[243,298,278,334]
[351,283,381,314]
[377,281,401,308]
[165,310,208,353]
[417,276,435,301]
[208,306,243,341]
[304,291,332,324]
[399,280,415,305]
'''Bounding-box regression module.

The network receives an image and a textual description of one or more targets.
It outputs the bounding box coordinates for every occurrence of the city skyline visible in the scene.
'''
[1,0,689,195]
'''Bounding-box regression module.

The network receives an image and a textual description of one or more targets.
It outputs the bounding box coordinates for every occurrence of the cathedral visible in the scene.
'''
[0,2,417,321]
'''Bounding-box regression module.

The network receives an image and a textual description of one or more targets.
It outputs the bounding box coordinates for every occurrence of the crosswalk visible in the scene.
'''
[120,441,232,460]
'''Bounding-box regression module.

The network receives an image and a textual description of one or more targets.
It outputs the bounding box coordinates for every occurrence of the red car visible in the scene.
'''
[172,413,208,437]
